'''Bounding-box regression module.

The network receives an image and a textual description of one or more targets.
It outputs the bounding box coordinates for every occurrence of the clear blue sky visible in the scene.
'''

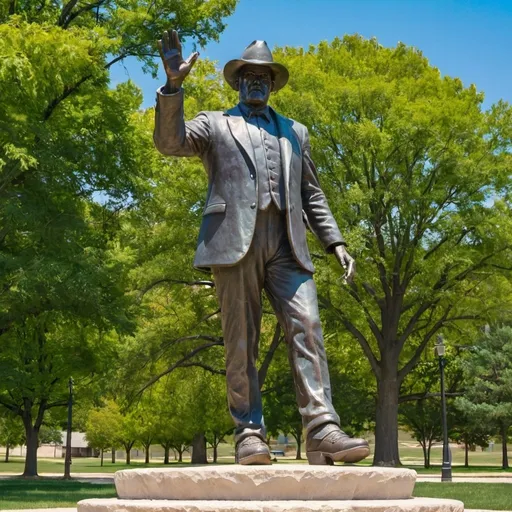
[110,0,512,110]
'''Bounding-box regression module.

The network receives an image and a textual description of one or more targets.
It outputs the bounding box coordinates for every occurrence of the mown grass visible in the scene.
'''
[414,482,512,510]
[0,480,511,511]
[0,479,116,510]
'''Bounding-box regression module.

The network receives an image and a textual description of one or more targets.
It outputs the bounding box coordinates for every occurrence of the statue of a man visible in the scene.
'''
[154,30,370,466]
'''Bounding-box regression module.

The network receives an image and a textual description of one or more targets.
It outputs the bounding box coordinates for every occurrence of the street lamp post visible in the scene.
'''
[64,377,74,480]
[435,335,452,482]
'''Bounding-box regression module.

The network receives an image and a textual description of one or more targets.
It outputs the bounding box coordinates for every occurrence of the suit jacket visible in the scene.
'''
[153,89,344,273]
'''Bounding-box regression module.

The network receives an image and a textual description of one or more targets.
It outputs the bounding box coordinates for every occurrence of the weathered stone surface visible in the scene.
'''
[114,465,417,501]
[77,498,464,512]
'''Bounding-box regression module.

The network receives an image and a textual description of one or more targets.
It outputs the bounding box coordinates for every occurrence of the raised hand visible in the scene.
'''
[157,29,199,93]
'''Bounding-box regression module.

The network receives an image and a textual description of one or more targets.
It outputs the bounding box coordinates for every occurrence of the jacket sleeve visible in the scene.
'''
[153,87,211,157]
[301,128,345,251]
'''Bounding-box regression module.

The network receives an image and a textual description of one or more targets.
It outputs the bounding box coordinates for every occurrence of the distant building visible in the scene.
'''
[61,432,95,458]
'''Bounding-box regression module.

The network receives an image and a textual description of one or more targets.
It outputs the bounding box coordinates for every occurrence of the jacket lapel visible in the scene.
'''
[274,110,297,199]
[225,106,257,171]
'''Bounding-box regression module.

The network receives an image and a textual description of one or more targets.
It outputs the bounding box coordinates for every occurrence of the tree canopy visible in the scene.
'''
[271,35,512,465]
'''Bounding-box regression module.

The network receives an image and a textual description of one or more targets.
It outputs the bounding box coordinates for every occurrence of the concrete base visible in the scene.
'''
[78,466,464,512]
[77,497,464,512]
[114,466,417,501]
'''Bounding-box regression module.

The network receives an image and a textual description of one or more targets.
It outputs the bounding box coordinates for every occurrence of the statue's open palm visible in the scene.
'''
[157,30,199,90]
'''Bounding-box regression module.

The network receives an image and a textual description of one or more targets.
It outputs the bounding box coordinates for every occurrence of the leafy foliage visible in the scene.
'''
[0,0,236,476]
[456,326,512,468]
[271,35,512,465]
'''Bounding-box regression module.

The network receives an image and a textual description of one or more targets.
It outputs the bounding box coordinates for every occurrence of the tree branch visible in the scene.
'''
[398,308,452,382]
[399,391,463,403]
[258,323,282,389]
[62,0,107,28]
[319,294,381,378]
[136,341,224,397]
[347,282,384,346]
[177,362,226,376]
[58,0,81,26]
[138,278,215,301]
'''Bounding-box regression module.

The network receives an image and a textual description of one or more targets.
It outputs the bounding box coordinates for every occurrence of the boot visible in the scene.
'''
[235,435,272,465]
[306,423,370,465]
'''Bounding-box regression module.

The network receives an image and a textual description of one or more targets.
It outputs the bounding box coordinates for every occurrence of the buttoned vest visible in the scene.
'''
[246,120,285,211]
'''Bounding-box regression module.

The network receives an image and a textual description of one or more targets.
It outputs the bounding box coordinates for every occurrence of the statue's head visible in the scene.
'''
[236,64,274,107]
[223,40,289,107]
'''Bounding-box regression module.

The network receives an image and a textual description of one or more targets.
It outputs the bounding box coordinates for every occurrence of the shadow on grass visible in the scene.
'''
[0,479,117,510]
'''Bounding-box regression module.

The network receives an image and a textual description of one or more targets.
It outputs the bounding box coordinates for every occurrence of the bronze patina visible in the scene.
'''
[154,30,370,465]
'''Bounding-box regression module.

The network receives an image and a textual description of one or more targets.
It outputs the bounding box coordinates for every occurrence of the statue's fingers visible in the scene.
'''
[157,40,166,63]
[185,51,200,65]
[163,31,170,52]
[346,259,356,282]
[172,30,182,53]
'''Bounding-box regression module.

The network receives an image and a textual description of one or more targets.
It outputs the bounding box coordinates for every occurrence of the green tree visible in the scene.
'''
[399,398,443,468]
[271,36,512,466]
[117,410,140,465]
[114,62,236,465]
[0,413,24,462]
[85,401,123,466]
[39,424,63,455]
[0,0,237,476]
[202,373,233,463]
[132,398,158,464]
[451,415,491,468]
[455,326,512,469]
[264,373,304,460]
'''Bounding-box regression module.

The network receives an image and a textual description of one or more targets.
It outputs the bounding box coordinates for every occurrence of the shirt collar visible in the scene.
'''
[238,102,272,123]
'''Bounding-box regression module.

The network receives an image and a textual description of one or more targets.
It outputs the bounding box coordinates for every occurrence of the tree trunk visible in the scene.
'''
[294,429,302,460]
[178,449,183,462]
[501,423,509,470]
[213,442,218,463]
[23,425,39,477]
[464,434,469,468]
[420,442,428,469]
[112,448,116,464]
[145,446,150,464]
[426,439,433,469]
[5,445,9,463]
[125,446,131,465]
[373,364,400,466]
[163,446,170,464]
[191,432,207,464]
[100,448,104,467]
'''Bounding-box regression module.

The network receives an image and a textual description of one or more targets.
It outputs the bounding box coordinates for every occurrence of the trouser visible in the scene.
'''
[212,204,340,445]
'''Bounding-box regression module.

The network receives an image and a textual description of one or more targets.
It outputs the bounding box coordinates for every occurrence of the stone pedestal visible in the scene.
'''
[77,465,464,512]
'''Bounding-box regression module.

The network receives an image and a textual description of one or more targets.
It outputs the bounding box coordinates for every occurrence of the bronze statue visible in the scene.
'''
[154,30,370,466]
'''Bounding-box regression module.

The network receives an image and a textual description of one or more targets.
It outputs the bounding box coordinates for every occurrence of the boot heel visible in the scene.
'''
[306,451,333,465]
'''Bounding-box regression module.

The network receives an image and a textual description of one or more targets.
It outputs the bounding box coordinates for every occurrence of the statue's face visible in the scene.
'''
[238,65,273,107]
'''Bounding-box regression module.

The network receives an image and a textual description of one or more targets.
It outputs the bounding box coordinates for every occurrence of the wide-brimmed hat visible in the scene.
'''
[223,40,289,92]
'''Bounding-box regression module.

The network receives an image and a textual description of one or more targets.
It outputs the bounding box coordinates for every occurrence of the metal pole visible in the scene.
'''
[64,377,74,479]
[439,356,452,482]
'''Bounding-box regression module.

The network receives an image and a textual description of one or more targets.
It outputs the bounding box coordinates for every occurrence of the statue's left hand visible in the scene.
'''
[333,245,356,284]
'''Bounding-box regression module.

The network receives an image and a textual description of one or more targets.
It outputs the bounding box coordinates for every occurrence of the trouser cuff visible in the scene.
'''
[234,426,267,445]
[304,413,340,437]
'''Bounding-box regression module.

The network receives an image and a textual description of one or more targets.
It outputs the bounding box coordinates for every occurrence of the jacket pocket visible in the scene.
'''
[203,202,227,215]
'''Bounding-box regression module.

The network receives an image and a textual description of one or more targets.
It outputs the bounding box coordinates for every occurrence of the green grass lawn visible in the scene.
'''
[0,479,117,510]
[2,454,512,476]
[0,480,511,511]
[1,433,510,476]
[414,482,512,510]
[0,456,186,475]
